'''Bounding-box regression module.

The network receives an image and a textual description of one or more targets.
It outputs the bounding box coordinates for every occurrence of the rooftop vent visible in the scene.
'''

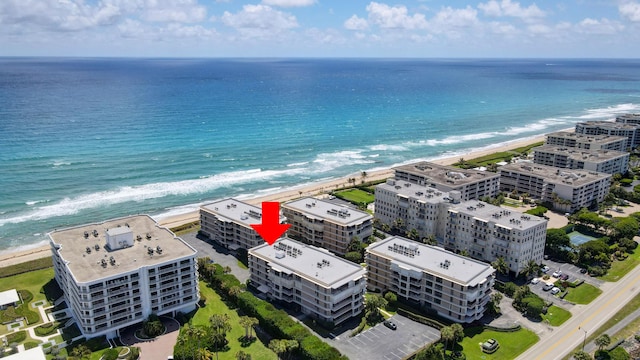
[156,246,163,254]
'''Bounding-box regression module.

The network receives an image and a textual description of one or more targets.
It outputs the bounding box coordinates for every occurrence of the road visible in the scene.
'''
[517,264,640,359]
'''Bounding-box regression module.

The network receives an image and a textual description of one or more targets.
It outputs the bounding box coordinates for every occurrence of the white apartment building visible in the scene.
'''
[499,163,612,213]
[366,236,495,323]
[545,131,627,152]
[249,238,366,326]
[392,162,500,201]
[616,113,640,126]
[200,198,284,251]
[49,215,199,338]
[282,197,373,256]
[374,179,547,274]
[532,145,629,174]
[575,121,640,150]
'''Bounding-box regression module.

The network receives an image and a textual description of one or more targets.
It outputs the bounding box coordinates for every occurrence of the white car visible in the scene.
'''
[530,278,540,284]
[552,270,562,278]
[551,287,561,295]
[542,265,550,273]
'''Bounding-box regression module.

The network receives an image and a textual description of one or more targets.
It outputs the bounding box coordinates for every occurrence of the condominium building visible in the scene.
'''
[200,198,284,251]
[374,179,547,273]
[366,236,495,323]
[545,131,627,152]
[532,145,629,174]
[49,215,199,338]
[499,163,612,212]
[393,162,500,201]
[574,121,640,150]
[282,197,373,256]
[615,113,640,126]
[249,238,366,326]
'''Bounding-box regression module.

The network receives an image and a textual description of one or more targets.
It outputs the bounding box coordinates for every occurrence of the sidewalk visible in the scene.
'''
[581,306,640,354]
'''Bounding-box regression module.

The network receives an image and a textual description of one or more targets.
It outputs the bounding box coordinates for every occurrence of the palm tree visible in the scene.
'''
[236,351,252,360]
[406,228,419,240]
[520,260,540,279]
[210,314,232,360]
[572,350,593,360]
[440,325,455,352]
[269,339,299,360]
[422,235,438,246]
[70,344,91,359]
[228,286,243,300]
[239,316,259,340]
[180,323,205,358]
[196,348,214,360]
[491,256,509,275]
[361,171,368,184]
[595,334,611,351]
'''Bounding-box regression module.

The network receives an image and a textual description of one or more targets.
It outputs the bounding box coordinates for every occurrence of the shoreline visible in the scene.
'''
[0,133,550,268]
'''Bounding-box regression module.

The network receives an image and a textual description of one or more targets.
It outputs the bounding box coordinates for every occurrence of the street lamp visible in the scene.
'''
[579,326,587,351]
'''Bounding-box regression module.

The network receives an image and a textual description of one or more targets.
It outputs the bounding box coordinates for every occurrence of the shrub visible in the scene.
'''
[35,322,59,336]
[588,265,607,277]
[503,282,518,298]
[384,291,397,305]
[102,348,119,360]
[127,346,140,360]
[18,290,33,303]
[6,330,26,344]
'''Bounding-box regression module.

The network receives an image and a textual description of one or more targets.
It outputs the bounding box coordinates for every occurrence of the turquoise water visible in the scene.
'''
[1,58,639,252]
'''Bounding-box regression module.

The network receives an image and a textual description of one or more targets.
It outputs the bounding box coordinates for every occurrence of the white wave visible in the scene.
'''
[368,144,409,152]
[25,200,43,206]
[287,161,309,167]
[411,132,497,147]
[52,161,71,167]
[0,167,305,227]
[311,150,375,173]
[573,103,640,120]
[0,239,49,257]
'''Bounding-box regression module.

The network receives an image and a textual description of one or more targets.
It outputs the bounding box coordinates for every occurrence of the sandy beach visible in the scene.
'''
[0,134,548,268]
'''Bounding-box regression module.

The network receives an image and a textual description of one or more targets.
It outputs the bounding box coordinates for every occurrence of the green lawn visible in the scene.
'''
[541,305,571,326]
[334,189,374,205]
[190,281,276,360]
[563,283,602,304]
[0,267,55,305]
[600,248,640,282]
[459,327,539,360]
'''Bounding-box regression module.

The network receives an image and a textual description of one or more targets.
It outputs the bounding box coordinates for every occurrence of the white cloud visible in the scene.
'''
[221,4,298,38]
[576,18,623,35]
[262,0,316,7]
[305,28,346,45]
[344,15,369,31]
[365,2,428,30]
[428,6,479,38]
[487,21,518,36]
[478,0,545,21]
[620,2,640,22]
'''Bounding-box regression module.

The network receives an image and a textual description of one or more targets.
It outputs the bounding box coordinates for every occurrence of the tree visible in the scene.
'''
[440,325,455,351]
[545,228,571,258]
[413,343,444,360]
[70,345,91,360]
[595,334,611,351]
[269,339,298,360]
[491,256,509,275]
[572,350,593,360]
[450,323,464,345]
[384,292,397,307]
[210,314,232,359]
[422,235,438,246]
[520,260,540,279]
[361,171,368,184]
[345,251,363,263]
[613,217,639,240]
[406,228,419,240]
[228,286,243,300]
[239,316,259,340]
[236,351,252,360]
[365,294,387,320]
[489,292,503,314]
[196,348,214,360]
[180,323,206,358]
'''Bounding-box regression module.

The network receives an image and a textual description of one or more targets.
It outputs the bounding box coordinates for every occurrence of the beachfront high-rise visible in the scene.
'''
[392,162,500,201]
[199,198,285,251]
[615,113,640,126]
[365,236,495,323]
[48,215,199,338]
[499,163,612,213]
[574,121,640,150]
[282,197,373,256]
[248,238,366,326]
[532,145,629,174]
[375,179,547,274]
[544,131,627,152]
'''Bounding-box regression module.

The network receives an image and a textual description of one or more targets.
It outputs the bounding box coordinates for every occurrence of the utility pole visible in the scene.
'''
[579,326,587,351]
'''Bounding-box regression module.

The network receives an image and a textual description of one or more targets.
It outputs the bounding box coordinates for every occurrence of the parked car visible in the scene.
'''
[482,339,500,353]
[530,278,540,284]
[560,274,570,281]
[542,265,550,273]
[580,268,588,274]
[383,320,397,330]
[552,270,562,278]
[543,283,554,291]
[551,287,561,295]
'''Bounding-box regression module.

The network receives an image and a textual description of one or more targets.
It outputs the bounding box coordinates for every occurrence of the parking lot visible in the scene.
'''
[180,232,250,283]
[330,315,440,360]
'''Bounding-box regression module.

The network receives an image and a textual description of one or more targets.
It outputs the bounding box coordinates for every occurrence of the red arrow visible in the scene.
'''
[251,202,291,246]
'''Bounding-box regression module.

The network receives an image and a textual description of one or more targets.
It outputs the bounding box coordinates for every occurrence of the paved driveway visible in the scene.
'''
[120,317,180,360]
[330,315,440,360]
[180,232,250,283]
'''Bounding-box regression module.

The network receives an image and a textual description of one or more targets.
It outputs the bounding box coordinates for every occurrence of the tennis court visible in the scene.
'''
[568,231,597,246]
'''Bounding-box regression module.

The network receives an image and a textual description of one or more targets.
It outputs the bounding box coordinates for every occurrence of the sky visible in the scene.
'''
[1,0,640,58]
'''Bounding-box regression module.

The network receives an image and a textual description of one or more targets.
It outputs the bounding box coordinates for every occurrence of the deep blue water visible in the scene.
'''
[1,58,639,252]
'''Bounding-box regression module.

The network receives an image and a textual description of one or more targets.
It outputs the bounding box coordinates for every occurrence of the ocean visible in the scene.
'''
[1,58,639,253]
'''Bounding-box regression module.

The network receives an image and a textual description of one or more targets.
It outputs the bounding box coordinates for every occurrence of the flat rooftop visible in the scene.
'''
[500,163,611,185]
[283,197,372,226]
[546,131,627,144]
[578,121,640,130]
[534,145,629,161]
[201,198,265,227]
[449,200,547,230]
[250,238,365,288]
[394,161,499,186]
[616,114,640,123]
[367,236,495,286]
[376,179,454,204]
[49,215,197,284]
